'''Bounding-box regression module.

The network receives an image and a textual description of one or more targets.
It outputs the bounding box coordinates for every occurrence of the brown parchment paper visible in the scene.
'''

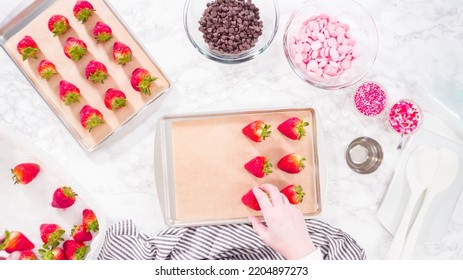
[171,109,319,222]
[4,0,170,150]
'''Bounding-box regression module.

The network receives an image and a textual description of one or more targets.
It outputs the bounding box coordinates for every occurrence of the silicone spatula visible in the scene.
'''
[385,146,440,259]
[400,148,459,259]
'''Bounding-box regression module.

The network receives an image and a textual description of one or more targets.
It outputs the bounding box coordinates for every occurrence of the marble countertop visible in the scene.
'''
[0,0,462,259]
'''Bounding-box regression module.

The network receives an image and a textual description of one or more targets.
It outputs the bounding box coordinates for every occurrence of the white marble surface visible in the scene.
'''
[0,0,462,259]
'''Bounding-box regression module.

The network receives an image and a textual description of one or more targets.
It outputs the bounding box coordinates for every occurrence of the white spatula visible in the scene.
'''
[385,146,440,259]
[400,148,460,259]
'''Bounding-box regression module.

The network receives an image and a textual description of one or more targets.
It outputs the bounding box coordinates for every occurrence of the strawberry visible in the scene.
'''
[0,257,5,260]
[113,42,132,66]
[80,105,105,131]
[278,117,309,140]
[244,156,272,178]
[85,60,108,83]
[11,163,40,185]
[64,37,87,61]
[38,247,65,260]
[17,35,39,61]
[131,68,158,95]
[48,15,70,36]
[71,225,92,242]
[73,0,95,23]
[93,21,113,43]
[241,189,260,211]
[0,231,35,253]
[242,121,271,142]
[277,153,306,174]
[280,185,305,204]
[59,80,81,106]
[82,209,99,233]
[63,240,88,260]
[51,186,77,209]
[104,88,127,111]
[37,60,58,81]
[7,251,38,260]
[40,224,65,249]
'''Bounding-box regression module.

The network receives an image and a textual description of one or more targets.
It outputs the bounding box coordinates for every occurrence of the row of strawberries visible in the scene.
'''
[1,163,99,260]
[241,117,310,211]
[17,0,158,132]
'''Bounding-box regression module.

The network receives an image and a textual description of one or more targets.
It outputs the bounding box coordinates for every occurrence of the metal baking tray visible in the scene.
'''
[0,0,172,152]
[0,121,107,260]
[155,107,327,227]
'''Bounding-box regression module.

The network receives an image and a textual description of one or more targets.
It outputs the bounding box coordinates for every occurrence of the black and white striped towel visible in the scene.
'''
[98,219,366,260]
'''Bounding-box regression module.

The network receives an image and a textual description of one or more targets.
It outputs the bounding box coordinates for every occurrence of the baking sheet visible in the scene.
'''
[155,107,324,226]
[0,0,171,151]
[0,122,106,259]
[377,114,463,257]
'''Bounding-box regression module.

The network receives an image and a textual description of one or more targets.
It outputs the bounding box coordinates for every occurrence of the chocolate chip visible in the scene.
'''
[198,0,263,54]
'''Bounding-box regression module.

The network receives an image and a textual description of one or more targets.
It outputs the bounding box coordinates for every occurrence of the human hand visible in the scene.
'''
[248,184,316,260]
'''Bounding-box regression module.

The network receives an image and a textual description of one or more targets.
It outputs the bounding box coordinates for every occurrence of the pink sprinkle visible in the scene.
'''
[354,82,387,117]
[388,100,422,134]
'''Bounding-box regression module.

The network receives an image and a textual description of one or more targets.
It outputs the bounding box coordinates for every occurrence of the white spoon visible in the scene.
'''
[385,146,440,259]
[400,148,459,259]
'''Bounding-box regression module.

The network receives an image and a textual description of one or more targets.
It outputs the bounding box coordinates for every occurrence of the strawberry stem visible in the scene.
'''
[69,46,87,61]
[77,9,95,23]
[96,33,113,43]
[64,93,81,106]
[85,115,105,132]
[41,69,58,81]
[52,21,69,36]
[138,75,158,95]
[88,70,108,84]
[21,47,39,61]
[116,54,132,66]
[111,98,127,110]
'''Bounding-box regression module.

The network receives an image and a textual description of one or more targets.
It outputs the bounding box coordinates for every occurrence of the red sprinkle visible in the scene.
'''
[388,100,421,134]
[354,82,387,116]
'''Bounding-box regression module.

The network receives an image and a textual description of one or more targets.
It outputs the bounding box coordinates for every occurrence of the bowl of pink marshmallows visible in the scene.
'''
[283,0,378,90]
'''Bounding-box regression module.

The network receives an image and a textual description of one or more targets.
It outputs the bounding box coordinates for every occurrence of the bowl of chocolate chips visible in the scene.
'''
[184,0,279,64]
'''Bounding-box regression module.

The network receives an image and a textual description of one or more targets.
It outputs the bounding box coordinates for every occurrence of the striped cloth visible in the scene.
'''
[98,220,365,260]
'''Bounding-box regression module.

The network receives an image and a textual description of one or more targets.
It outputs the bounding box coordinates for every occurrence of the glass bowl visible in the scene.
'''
[283,0,378,90]
[183,0,279,64]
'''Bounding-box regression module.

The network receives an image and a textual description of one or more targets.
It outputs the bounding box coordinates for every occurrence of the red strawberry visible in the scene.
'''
[38,247,65,260]
[11,163,40,185]
[0,257,6,260]
[51,186,77,209]
[71,225,92,242]
[278,117,309,140]
[93,21,113,43]
[73,0,95,23]
[59,80,81,106]
[244,156,272,178]
[64,37,87,61]
[85,60,108,83]
[82,209,99,233]
[38,60,58,81]
[242,121,271,142]
[17,35,39,61]
[277,153,306,174]
[7,251,38,260]
[280,185,305,204]
[40,224,65,249]
[113,42,132,65]
[0,231,35,253]
[48,15,70,36]
[63,240,88,260]
[131,68,157,95]
[104,88,127,111]
[80,105,105,131]
[241,189,260,211]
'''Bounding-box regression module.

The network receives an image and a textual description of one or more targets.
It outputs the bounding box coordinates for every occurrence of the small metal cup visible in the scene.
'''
[346,137,383,174]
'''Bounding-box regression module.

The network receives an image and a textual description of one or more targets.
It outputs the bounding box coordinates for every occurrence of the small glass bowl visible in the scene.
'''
[183,0,279,64]
[387,99,423,135]
[283,0,378,90]
[352,81,388,118]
